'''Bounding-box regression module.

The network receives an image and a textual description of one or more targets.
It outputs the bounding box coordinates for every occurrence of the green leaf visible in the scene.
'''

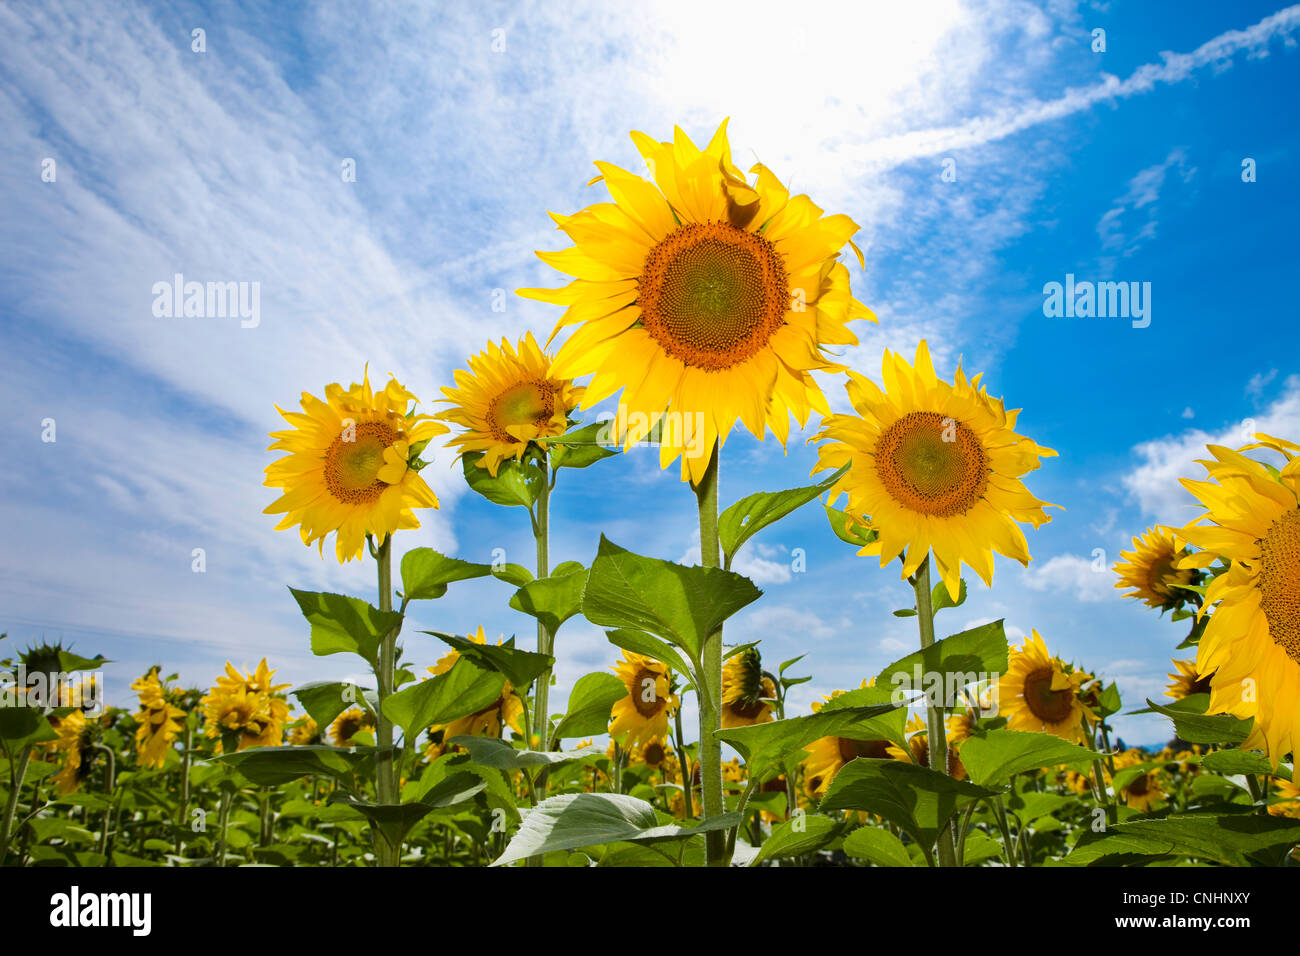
[717,695,904,782]
[449,737,604,771]
[491,563,534,588]
[582,536,762,661]
[491,793,740,866]
[718,465,846,564]
[1066,812,1300,867]
[841,825,914,867]
[604,630,695,684]
[462,452,542,508]
[930,578,966,613]
[875,620,1008,701]
[553,672,628,741]
[213,745,371,787]
[382,658,507,741]
[289,589,401,670]
[1200,749,1284,778]
[0,707,57,749]
[424,632,553,689]
[751,813,839,864]
[509,564,588,637]
[958,730,1097,788]
[824,503,877,548]
[1145,698,1252,745]
[818,759,997,851]
[548,421,619,470]
[331,772,486,850]
[1096,681,1122,718]
[400,548,493,601]
[291,681,371,732]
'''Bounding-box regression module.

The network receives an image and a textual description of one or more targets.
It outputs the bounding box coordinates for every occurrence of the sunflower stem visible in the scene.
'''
[374,533,400,867]
[533,456,553,762]
[673,704,694,819]
[912,554,957,867]
[693,440,727,867]
[0,745,32,862]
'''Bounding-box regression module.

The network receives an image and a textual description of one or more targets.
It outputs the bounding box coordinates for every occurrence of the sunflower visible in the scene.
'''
[49,709,94,795]
[1113,749,1164,812]
[608,650,679,746]
[1176,435,1300,763]
[289,717,321,746]
[425,627,525,755]
[519,120,873,484]
[1114,527,1197,610]
[721,648,776,728]
[811,341,1057,599]
[1268,778,1300,819]
[801,686,892,799]
[436,333,583,476]
[1165,658,1213,701]
[887,714,967,780]
[130,669,186,769]
[200,659,291,752]
[264,368,446,562]
[997,632,1093,743]
[330,707,376,747]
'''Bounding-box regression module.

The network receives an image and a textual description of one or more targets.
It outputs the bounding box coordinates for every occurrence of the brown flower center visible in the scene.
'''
[1022,667,1076,724]
[1260,508,1300,663]
[874,411,989,517]
[487,380,556,444]
[837,738,891,763]
[324,421,398,504]
[638,221,788,371]
[632,668,666,718]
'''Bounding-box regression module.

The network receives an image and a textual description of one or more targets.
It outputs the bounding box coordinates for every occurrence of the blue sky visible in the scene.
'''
[1,0,1297,745]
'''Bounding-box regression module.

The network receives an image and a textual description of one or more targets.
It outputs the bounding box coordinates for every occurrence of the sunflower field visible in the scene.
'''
[4,121,1300,873]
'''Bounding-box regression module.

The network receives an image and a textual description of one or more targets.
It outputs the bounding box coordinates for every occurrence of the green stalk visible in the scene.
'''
[692,441,726,867]
[373,534,400,867]
[0,745,32,862]
[532,457,553,760]
[94,743,116,857]
[175,722,193,855]
[215,789,232,868]
[673,705,694,820]
[913,554,957,867]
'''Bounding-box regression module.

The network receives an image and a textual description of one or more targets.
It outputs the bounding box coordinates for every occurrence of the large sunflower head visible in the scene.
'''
[1177,434,1300,764]
[437,333,583,476]
[289,716,321,746]
[130,668,186,769]
[608,650,679,747]
[330,706,376,747]
[996,631,1092,743]
[886,713,968,780]
[1114,527,1198,611]
[264,368,446,563]
[200,659,291,752]
[49,709,96,795]
[812,341,1057,599]
[1113,749,1164,812]
[519,120,874,484]
[721,647,777,728]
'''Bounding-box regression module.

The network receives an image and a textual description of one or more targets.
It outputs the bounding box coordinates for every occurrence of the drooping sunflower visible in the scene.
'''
[997,631,1093,743]
[720,648,776,728]
[608,650,679,747]
[265,369,446,562]
[801,685,892,799]
[47,709,94,795]
[436,333,584,476]
[1114,527,1198,611]
[130,669,186,769]
[1165,658,1213,701]
[886,714,967,780]
[330,706,376,747]
[425,627,525,755]
[519,120,874,484]
[811,341,1057,599]
[1177,435,1300,763]
[200,659,291,752]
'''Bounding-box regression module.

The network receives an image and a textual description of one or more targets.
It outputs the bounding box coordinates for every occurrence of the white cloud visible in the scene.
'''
[1123,374,1300,526]
[1021,553,1116,603]
[1096,148,1194,257]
